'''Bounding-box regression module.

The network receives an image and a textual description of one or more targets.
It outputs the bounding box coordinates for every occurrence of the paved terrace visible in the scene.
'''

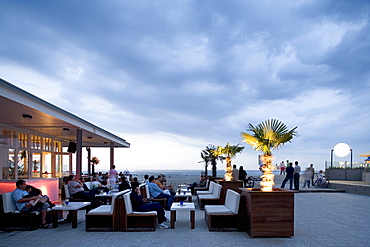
[1,185,369,247]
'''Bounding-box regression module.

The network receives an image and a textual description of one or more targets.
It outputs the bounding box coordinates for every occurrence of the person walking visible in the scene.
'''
[308,164,315,186]
[293,161,301,190]
[108,165,118,186]
[281,163,294,190]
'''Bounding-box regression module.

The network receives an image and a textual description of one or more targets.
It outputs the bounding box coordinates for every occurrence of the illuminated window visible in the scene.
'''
[18,150,29,179]
[32,153,41,178]
[2,129,15,146]
[18,133,28,147]
[45,138,52,151]
[53,141,61,152]
[31,135,42,149]
[2,149,15,179]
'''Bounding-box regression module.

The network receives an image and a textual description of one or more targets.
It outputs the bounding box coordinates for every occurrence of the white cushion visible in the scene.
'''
[145,184,151,199]
[123,192,133,214]
[212,184,222,198]
[87,190,128,215]
[87,205,112,215]
[205,205,234,215]
[196,190,212,195]
[110,190,128,214]
[85,182,91,190]
[198,194,217,199]
[64,185,71,199]
[131,211,157,215]
[2,192,16,213]
[197,181,215,195]
[224,189,240,214]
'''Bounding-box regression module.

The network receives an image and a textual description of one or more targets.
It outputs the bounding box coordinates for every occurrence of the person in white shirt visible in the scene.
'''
[293,161,301,190]
[232,164,239,181]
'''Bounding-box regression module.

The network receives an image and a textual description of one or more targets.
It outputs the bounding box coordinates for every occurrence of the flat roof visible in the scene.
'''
[0,78,130,148]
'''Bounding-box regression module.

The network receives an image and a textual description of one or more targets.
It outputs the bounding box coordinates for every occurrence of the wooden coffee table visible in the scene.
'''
[51,202,91,228]
[174,191,193,202]
[170,202,195,229]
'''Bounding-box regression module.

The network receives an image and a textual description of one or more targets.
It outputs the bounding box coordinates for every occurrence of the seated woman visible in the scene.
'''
[91,177,109,193]
[130,184,170,229]
[24,185,55,208]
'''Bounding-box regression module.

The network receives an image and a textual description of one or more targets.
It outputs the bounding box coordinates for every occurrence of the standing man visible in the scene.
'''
[11,180,51,229]
[280,161,286,175]
[308,164,315,186]
[281,162,294,190]
[293,161,301,190]
[232,164,239,181]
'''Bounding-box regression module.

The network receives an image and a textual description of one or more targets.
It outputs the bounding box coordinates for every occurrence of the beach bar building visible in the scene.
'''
[0,78,130,201]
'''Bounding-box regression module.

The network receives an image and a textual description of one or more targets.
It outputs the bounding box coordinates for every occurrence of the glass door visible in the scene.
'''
[32,152,41,178]
[42,152,52,178]
[54,152,72,178]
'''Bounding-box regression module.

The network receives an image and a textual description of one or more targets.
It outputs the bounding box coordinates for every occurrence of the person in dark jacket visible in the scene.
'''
[130,184,169,229]
[281,162,294,190]
[238,166,247,187]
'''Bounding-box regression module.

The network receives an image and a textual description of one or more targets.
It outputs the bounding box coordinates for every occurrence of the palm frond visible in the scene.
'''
[241,119,298,155]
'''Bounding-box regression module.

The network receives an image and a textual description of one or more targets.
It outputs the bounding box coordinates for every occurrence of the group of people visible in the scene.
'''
[280,161,316,190]
[232,165,248,187]
[11,179,54,229]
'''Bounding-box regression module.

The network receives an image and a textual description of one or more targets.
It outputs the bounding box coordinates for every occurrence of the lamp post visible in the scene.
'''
[332,143,352,168]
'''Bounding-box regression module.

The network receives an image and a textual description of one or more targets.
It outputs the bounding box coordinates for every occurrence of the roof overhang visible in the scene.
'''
[358,151,370,157]
[0,78,130,148]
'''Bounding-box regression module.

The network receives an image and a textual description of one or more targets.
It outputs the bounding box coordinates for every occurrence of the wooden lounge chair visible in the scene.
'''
[85,190,129,231]
[196,181,215,196]
[64,185,85,202]
[141,183,167,209]
[204,189,241,231]
[121,192,157,231]
[198,183,222,210]
[193,179,209,195]
[1,192,44,231]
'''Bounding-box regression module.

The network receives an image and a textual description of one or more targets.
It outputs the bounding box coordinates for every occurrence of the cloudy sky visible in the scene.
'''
[1,0,369,173]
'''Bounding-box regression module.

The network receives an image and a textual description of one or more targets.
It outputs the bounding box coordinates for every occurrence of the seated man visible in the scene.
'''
[11,179,51,229]
[189,175,207,194]
[67,175,98,208]
[147,176,173,210]
[155,175,176,196]
[130,184,169,229]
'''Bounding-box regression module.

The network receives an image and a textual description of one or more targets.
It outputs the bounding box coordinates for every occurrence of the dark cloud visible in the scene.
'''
[1,0,369,170]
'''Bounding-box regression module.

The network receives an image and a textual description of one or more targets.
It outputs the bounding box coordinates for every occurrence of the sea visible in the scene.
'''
[118,169,280,179]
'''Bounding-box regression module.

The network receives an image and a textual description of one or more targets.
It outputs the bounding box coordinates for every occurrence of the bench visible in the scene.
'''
[64,185,84,202]
[204,189,241,231]
[141,183,167,209]
[196,181,215,196]
[198,183,222,210]
[121,192,157,231]
[193,179,209,195]
[1,192,48,231]
[85,190,129,231]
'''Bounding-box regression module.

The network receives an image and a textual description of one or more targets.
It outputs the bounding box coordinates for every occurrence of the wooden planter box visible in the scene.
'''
[240,188,296,237]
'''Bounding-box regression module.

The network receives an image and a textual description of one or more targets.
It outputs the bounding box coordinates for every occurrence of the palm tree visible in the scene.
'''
[200,151,211,176]
[212,143,244,181]
[201,144,223,177]
[241,119,298,191]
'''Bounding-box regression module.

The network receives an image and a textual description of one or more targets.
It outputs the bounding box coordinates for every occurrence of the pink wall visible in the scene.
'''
[0,178,59,202]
